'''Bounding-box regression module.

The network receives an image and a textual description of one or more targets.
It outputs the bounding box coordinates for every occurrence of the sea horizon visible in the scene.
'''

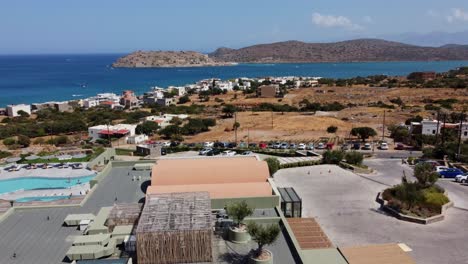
[1,54,467,107]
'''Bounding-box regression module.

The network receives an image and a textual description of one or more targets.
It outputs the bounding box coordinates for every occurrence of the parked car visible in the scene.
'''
[352,143,361,150]
[454,173,468,183]
[280,142,289,149]
[222,150,236,156]
[326,143,334,150]
[289,143,297,149]
[395,143,405,150]
[306,143,315,150]
[206,149,221,156]
[161,148,167,155]
[341,144,350,151]
[213,142,225,148]
[228,142,237,148]
[273,142,282,149]
[249,143,257,148]
[259,142,268,149]
[199,148,212,155]
[203,142,214,148]
[242,151,253,155]
[362,143,372,150]
[238,142,248,148]
[316,142,325,149]
[379,142,389,150]
[435,166,450,172]
[438,168,464,178]
[170,141,180,147]
[297,143,306,150]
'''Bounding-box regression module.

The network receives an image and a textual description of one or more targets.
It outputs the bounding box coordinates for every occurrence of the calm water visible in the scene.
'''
[0,54,467,107]
[0,175,95,194]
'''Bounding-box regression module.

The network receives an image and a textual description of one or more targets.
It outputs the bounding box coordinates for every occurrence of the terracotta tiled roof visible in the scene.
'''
[287,218,333,249]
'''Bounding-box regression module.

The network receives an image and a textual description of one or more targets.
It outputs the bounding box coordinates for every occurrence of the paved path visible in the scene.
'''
[273,163,468,264]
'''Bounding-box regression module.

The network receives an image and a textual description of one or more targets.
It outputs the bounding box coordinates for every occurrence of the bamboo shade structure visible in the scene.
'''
[106,203,143,232]
[136,192,213,264]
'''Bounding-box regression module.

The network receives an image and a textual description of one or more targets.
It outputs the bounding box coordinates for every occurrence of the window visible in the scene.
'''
[432,130,436,134]
[464,131,467,136]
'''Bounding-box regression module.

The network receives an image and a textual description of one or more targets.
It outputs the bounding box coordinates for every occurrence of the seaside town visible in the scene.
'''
[0,67,467,264]
[2,1,468,264]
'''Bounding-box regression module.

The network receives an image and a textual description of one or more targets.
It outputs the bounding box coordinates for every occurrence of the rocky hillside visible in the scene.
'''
[112,50,229,68]
[209,39,468,63]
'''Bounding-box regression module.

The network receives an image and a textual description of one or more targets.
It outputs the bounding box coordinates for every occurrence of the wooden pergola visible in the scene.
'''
[136,192,213,264]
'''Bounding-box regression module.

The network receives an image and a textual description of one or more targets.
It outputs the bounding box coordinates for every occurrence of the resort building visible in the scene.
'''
[120,90,140,108]
[410,119,467,139]
[142,114,188,128]
[6,104,31,117]
[88,124,137,142]
[156,98,176,107]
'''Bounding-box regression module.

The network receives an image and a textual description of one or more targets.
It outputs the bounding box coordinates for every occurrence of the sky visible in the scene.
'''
[1,0,468,54]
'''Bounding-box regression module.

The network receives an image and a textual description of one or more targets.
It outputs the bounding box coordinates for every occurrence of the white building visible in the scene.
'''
[83,99,99,109]
[6,104,31,117]
[168,86,187,97]
[143,114,189,128]
[88,124,137,142]
[127,134,149,144]
[216,81,234,91]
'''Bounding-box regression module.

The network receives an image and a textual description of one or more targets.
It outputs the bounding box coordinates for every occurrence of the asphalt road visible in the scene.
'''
[273,161,468,264]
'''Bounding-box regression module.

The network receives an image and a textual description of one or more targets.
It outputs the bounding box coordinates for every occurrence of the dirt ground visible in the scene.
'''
[180,86,467,143]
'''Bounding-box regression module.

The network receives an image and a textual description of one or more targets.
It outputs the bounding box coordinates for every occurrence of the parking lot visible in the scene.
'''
[273,160,468,264]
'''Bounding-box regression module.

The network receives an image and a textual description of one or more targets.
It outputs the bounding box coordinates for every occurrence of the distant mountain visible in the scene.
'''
[113,50,230,68]
[384,31,468,47]
[209,39,468,63]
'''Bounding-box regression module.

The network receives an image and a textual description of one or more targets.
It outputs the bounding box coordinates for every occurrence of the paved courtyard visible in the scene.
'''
[273,160,468,264]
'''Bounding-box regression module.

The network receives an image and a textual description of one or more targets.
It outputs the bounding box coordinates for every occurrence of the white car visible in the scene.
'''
[454,173,468,183]
[199,148,212,155]
[221,150,236,156]
[297,143,306,150]
[316,142,325,149]
[363,143,372,150]
[379,142,388,150]
[203,142,214,148]
[273,142,282,149]
[306,143,315,150]
[161,141,171,147]
[435,166,449,172]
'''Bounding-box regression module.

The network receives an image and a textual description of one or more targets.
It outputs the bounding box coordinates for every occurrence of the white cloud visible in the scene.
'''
[312,12,363,31]
[447,8,468,23]
[426,9,439,18]
[363,16,373,23]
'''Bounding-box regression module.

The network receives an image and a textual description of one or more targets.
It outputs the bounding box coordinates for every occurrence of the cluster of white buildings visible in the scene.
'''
[410,119,468,139]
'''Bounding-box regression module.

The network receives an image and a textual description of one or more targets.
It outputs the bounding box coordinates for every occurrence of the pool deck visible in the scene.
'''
[0,164,94,180]
[0,182,90,201]
[0,166,149,264]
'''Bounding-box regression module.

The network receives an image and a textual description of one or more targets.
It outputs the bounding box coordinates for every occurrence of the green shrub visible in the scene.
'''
[423,192,449,208]
[344,151,363,165]
[265,157,280,176]
[0,150,12,159]
[3,138,15,146]
[322,150,344,164]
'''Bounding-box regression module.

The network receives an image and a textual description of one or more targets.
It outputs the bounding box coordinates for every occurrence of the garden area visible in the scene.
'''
[382,163,450,218]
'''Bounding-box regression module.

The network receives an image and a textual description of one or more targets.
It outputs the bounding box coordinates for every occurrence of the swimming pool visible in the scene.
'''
[0,175,96,195]
[15,195,73,203]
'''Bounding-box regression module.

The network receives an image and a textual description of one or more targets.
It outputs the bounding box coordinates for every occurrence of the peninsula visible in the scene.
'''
[112,50,231,68]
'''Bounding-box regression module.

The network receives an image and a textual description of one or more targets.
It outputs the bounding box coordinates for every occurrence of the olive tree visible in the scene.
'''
[226,200,254,227]
[248,222,281,258]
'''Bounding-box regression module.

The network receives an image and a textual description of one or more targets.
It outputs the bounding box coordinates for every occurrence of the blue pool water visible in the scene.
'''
[0,175,96,195]
[15,195,72,203]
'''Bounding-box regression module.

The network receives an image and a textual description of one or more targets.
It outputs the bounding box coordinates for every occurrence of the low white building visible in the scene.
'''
[127,134,149,144]
[6,104,31,117]
[83,99,99,109]
[88,124,137,142]
[168,86,187,97]
[143,114,188,128]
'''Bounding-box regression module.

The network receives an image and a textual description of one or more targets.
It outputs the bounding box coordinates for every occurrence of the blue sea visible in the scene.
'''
[0,54,467,107]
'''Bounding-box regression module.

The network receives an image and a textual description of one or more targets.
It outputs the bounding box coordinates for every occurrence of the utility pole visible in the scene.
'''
[234,112,238,144]
[435,110,440,145]
[457,111,466,161]
[271,111,274,129]
[441,114,447,146]
[247,128,250,146]
[382,110,386,141]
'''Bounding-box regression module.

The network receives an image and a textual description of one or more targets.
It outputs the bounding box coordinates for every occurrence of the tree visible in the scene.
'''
[327,125,338,134]
[265,157,280,176]
[226,201,254,227]
[159,125,180,139]
[136,121,159,136]
[17,135,31,147]
[247,222,281,259]
[414,163,439,187]
[322,150,344,164]
[222,104,237,118]
[17,110,30,118]
[351,127,377,142]
[177,95,191,104]
[345,151,363,165]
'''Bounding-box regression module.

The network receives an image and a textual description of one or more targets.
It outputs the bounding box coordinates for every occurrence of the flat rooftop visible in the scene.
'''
[148,156,272,199]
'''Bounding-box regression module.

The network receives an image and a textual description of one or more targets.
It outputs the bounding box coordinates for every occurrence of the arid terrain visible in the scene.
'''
[179,86,468,143]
